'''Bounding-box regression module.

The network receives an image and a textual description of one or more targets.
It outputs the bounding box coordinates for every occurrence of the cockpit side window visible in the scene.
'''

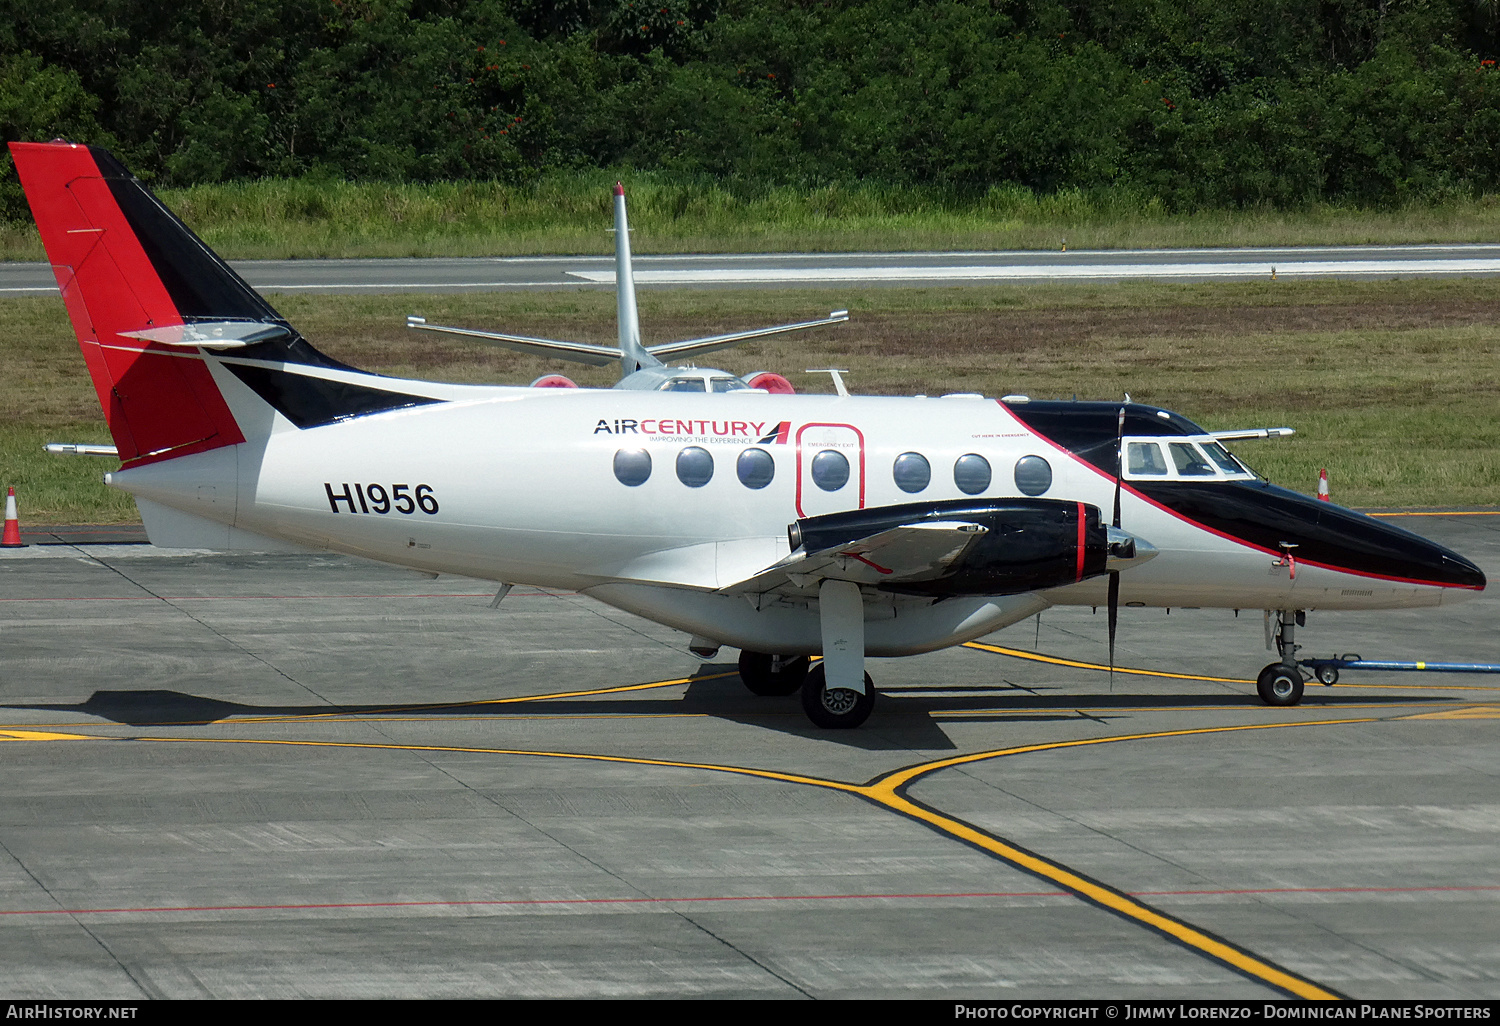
[659,377,706,392]
[1127,442,1168,476]
[710,377,748,393]
[1168,442,1215,476]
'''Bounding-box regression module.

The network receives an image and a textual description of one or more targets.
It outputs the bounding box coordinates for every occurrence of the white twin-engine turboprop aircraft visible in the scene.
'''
[13,141,1486,729]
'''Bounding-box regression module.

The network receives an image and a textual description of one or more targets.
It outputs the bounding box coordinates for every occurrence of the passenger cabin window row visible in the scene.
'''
[614,446,1056,498]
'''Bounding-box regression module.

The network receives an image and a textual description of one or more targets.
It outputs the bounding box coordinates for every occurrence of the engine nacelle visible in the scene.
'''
[790,498,1109,597]
[530,374,579,388]
[745,371,795,394]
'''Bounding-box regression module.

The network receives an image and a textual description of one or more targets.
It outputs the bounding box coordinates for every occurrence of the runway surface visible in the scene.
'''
[1,514,1497,999]
[4,244,1500,295]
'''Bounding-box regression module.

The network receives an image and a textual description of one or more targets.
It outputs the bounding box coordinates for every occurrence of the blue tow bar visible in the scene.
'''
[1300,655,1500,685]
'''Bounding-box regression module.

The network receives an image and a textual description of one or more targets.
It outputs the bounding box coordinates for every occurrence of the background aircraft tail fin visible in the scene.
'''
[9,141,347,466]
[612,183,661,377]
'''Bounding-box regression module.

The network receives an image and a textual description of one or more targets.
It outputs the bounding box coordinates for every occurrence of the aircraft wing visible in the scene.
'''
[720,520,987,595]
[406,317,622,366]
[647,310,849,361]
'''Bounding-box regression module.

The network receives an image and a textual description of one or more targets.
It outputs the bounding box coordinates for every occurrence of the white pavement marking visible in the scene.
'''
[255,281,580,290]
[568,258,1500,285]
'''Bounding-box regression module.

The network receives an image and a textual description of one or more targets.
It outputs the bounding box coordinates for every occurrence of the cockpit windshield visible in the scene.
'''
[658,374,750,393]
[1168,442,1215,476]
[1201,441,1249,475]
[1123,437,1255,481]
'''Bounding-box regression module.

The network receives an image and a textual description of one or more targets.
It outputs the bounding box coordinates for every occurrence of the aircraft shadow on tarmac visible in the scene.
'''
[3,663,1441,752]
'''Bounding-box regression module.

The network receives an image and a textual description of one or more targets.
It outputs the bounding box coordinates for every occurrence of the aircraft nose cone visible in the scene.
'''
[1439,550,1486,592]
[1129,480,1487,592]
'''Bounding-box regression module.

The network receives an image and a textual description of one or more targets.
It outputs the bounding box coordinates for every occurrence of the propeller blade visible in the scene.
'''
[1107,569,1120,688]
[1109,404,1126,687]
[1113,406,1125,529]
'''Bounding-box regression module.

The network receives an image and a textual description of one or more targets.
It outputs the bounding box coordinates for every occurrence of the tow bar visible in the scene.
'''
[1301,655,1500,686]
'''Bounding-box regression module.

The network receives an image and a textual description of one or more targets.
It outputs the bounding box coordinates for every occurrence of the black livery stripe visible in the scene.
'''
[224,364,441,430]
[1134,480,1485,589]
[89,146,363,375]
[1003,399,1484,590]
[1007,400,1205,474]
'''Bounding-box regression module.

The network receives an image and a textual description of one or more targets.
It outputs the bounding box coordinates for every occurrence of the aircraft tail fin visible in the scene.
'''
[9,141,348,467]
[612,183,661,377]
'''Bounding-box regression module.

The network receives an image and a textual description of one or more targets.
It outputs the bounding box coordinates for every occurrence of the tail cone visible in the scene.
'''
[2,486,25,547]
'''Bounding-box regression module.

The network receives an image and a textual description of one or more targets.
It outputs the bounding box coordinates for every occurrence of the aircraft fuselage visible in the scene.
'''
[109,385,1484,658]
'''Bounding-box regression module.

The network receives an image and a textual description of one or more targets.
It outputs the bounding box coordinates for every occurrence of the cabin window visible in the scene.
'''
[676,446,715,487]
[1014,455,1052,496]
[613,448,652,487]
[1202,441,1248,475]
[893,452,930,493]
[711,377,749,393]
[953,454,991,495]
[737,448,775,489]
[811,450,850,491]
[659,376,706,392]
[1168,442,1215,476]
[1127,442,1168,476]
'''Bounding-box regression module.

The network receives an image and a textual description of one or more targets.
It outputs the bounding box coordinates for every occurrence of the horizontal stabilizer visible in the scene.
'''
[406,316,620,367]
[119,321,293,349]
[45,442,119,456]
[648,310,849,361]
[722,520,987,595]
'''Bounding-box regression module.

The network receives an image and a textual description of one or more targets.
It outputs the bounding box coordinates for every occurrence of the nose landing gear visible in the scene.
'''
[1257,609,1307,706]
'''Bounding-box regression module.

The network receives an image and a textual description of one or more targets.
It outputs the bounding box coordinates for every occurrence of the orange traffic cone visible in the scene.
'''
[1316,468,1330,502]
[2,486,25,547]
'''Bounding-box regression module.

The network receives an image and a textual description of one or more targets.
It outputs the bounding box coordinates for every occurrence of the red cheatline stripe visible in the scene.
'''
[4,884,1495,918]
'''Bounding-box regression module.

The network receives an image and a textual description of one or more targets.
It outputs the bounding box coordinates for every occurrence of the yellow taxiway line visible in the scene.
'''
[964,642,1500,692]
[101,714,1371,998]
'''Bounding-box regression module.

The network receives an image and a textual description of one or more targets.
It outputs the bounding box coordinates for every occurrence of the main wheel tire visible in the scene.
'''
[800,663,875,729]
[1256,663,1305,706]
[738,651,808,696]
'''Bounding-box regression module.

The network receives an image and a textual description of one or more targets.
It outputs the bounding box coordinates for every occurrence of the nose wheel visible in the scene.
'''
[1258,609,1308,706]
[1256,664,1305,706]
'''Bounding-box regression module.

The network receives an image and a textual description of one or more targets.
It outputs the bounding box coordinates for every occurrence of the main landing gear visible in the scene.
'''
[738,579,879,730]
[801,663,875,729]
[737,651,808,696]
[738,652,877,728]
[1257,609,1307,707]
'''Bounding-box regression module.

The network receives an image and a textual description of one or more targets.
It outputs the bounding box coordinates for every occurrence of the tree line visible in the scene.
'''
[3,0,1499,220]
